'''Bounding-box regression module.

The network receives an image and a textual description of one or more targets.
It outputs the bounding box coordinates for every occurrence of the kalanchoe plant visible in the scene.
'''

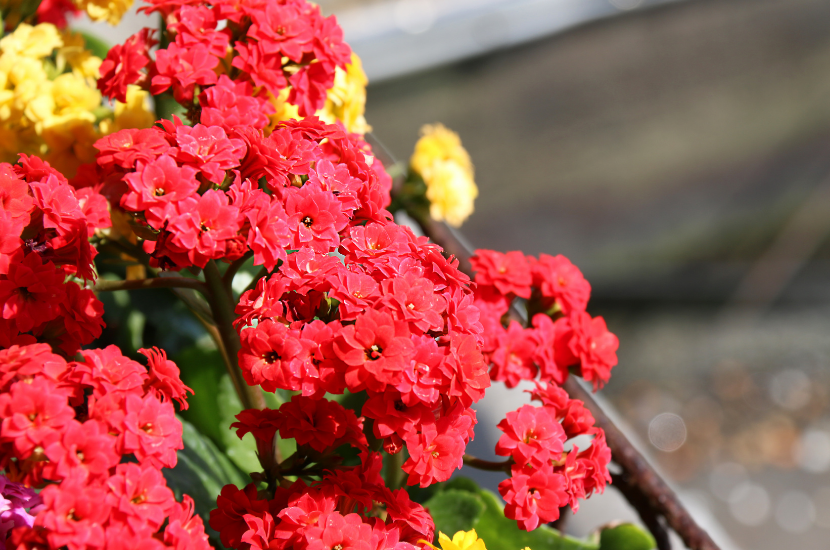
[0,0,670,549]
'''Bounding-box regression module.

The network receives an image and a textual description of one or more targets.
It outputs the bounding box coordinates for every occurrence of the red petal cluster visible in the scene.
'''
[96,0,350,119]
[0,159,108,355]
[495,383,612,530]
[210,451,433,550]
[0,343,207,548]
[472,249,619,390]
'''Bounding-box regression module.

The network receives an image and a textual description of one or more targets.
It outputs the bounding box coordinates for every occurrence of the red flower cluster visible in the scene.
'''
[496,383,611,530]
[0,343,208,549]
[97,0,350,117]
[210,449,433,550]
[472,250,619,390]
[93,116,393,271]
[0,157,108,355]
[234,208,488,488]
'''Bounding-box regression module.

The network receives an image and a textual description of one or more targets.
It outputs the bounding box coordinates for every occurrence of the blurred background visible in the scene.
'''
[74,0,830,548]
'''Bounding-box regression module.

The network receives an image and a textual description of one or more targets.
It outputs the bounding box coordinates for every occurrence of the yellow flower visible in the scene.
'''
[0,23,63,59]
[410,124,478,226]
[318,53,370,135]
[75,0,133,25]
[52,72,101,115]
[269,87,301,128]
[436,530,487,550]
[110,85,155,132]
[424,159,478,227]
[58,31,103,80]
[410,123,473,183]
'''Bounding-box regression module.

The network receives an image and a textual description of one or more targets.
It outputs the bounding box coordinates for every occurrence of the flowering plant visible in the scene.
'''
[0,1,675,549]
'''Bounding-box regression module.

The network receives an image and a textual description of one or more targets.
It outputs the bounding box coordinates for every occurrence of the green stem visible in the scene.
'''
[203,260,266,411]
[94,277,208,294]
[223,251,254,294]
[462,454,512,472]
[384,451,404,490]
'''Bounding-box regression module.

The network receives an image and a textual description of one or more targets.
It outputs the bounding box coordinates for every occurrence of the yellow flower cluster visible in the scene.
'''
[431,529,530,550]
[271,53,371,135]
[75,0,134,25]
[318,53,370,135]
[410,123,478,227]
[0,23,153,177]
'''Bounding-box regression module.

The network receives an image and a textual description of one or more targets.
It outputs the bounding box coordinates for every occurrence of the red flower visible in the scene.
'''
[166,190,242,267]
[164,495,211,550]
[115,393,182,469]
[209,483,273,550]
[499,464,569,531]
[285,185,347,253]
[139,347,193,410]
[174,124,246,184]
[199,76,275,131]
[302,512,374,550]
[59,283,105,354]
[403,419,466,488]
[0,342,68,394]
[396,335,447,406]
[0,377,74,457]
[170,5,230,57]
[0,164,33,229]
[95,128,171,172]
[471,250,532,299]
[381,271,445,333]
[495,405,565,467]
[334,310,413,393]
[98,29,157,103]
[122,155,199,227]
[231,408,283,445]
[575,431,612,499]
[43,419,119,482]
[238,320,314,393]
[0,254,64,333]
[279,395,367,453]
[530,254,591,315]
[76,345,147,398]
[246,198,291,271]
[555,312,618,390]
[37,476,110,550]
[106,462,175,534]
[489,321,537,389]
[151,43,219,104]
[327,270,379,321]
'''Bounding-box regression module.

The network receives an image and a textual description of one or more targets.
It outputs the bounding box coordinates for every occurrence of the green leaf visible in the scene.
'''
[78,31,111,60]
[165,418,249,548]
[217,374,264,474]
[424,489,485,538]
[174,347,226,445]
[597,524,656,550]
[442,477,481,495]
[471,489,598,550]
